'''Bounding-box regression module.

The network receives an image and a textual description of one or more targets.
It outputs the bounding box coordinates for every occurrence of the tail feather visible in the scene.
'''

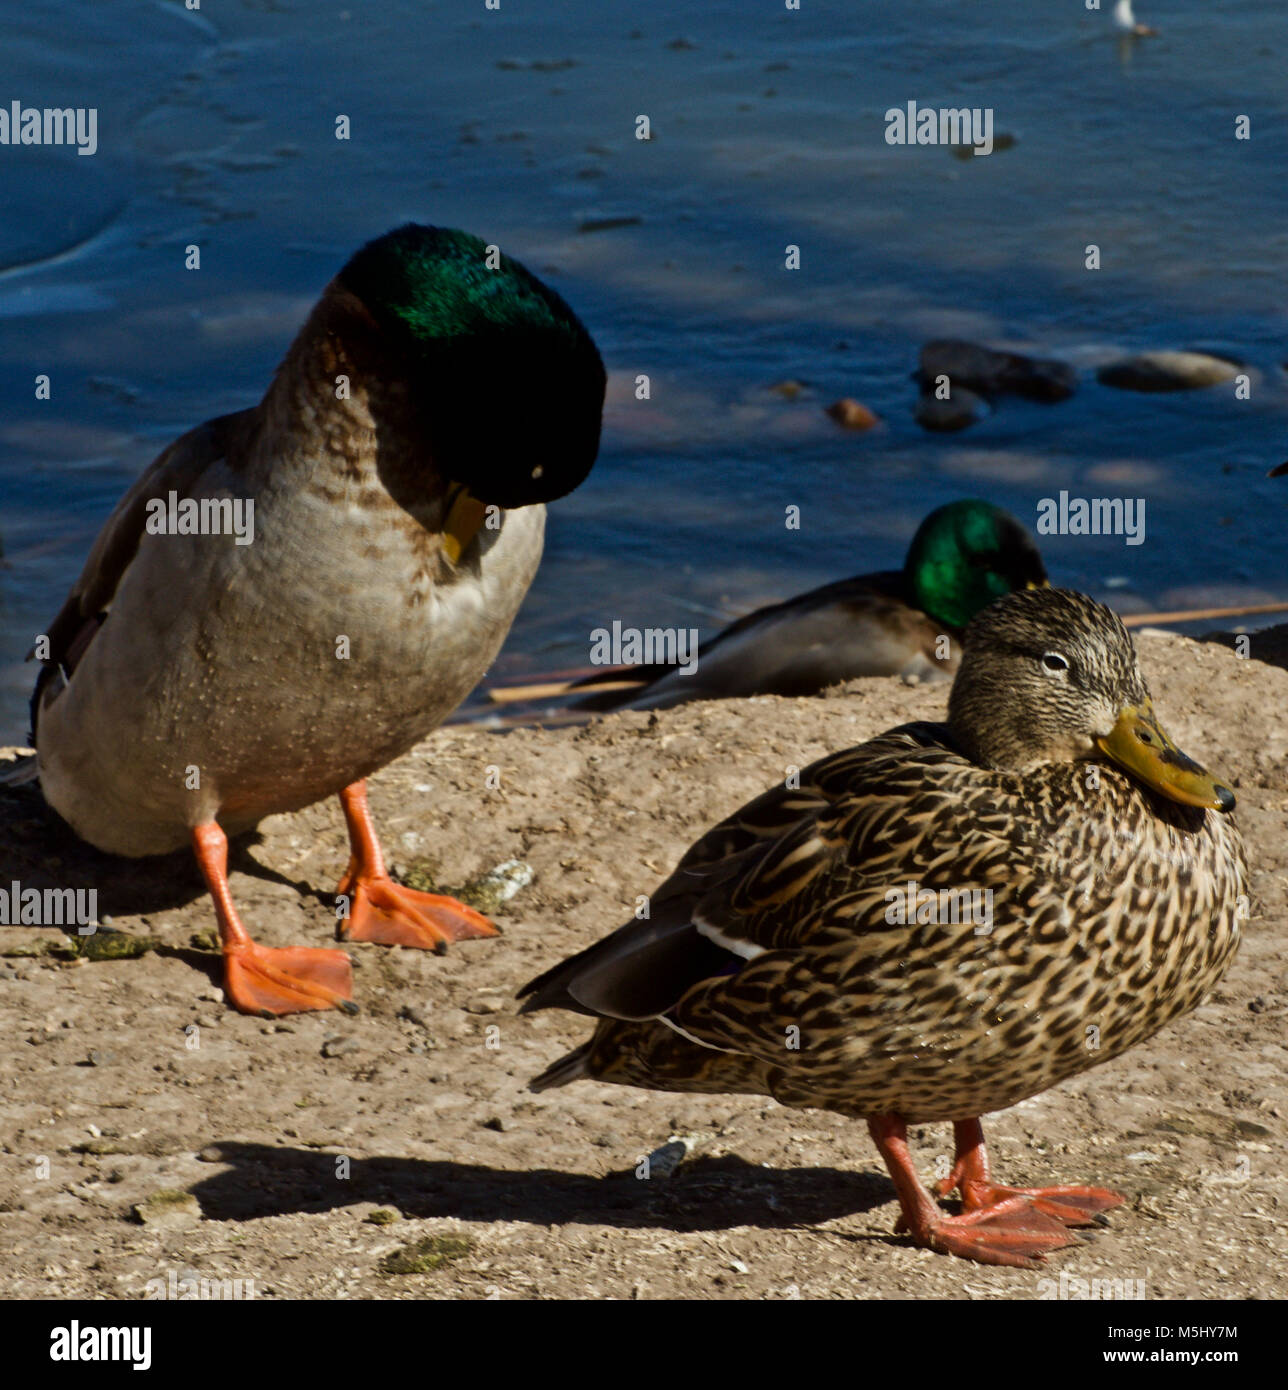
[528,1042,593,1093]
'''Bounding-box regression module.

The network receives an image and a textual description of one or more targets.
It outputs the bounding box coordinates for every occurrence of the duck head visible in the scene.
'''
[948,587,1236,812]
[904,499,1048,631]
[338,224,607,514]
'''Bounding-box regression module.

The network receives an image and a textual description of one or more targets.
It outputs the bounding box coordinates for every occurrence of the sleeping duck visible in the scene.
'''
[520,588,1246,1267]
[21,223,606,1016]
[568,499,1047,711]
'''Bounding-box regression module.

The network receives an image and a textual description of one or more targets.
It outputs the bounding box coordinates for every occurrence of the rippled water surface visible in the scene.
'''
[2,0,1286,740]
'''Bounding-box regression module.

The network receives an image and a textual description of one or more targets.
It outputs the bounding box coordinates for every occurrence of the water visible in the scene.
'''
[2,0,1286,741]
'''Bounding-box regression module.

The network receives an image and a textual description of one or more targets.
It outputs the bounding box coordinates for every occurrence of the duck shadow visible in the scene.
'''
[0,780,330,936]
[190,1141,892,1236]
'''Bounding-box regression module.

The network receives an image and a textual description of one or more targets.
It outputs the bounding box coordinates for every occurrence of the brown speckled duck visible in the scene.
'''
[520,588,1247,1267]
[20,224,606,1017]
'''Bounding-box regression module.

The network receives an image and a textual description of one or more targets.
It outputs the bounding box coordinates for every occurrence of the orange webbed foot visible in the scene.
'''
[918,1197,1082,1269]
[933,1116,1125,1229]
[942,1177,1125,1228]
[192,821,357,1018]
[334,780,499,953]
[871,1113,1118,1269]
[336,869,499,952]
[223,940,357,1018]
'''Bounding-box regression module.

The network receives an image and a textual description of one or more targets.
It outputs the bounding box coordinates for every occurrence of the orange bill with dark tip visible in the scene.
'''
[1096,699,1235,812]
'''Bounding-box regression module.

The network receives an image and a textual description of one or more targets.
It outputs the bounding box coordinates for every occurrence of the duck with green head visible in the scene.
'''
[522,588,1246,1267]
[569,498,1048,710]
[23,223,606,1016]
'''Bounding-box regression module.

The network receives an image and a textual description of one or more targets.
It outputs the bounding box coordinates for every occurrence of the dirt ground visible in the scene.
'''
[1,628,1285,1302]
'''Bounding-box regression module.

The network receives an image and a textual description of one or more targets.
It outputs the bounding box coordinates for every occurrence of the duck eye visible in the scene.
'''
[1041,652,1069,673]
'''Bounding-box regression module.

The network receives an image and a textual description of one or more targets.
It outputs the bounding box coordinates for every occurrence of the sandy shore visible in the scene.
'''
[0,628,1284,1300]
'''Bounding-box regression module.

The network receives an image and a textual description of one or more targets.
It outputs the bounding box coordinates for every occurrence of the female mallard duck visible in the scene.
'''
[520,588,1246,1267]
[22,223,606,1017]
[568,499,1047,711]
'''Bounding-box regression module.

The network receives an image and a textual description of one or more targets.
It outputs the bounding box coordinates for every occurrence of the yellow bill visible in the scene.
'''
[441,487,488,567]
[1096,699,1235,812]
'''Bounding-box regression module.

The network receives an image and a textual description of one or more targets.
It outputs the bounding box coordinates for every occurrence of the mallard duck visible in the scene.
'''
[568,499,1047,711]
[520,588,1246,1267]
[21,223,606,1016]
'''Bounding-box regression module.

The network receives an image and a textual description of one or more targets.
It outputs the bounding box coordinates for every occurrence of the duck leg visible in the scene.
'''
[334,780,498,952]
[868,1115,1078,1268]
[192,822,356,1017]
[936,1117,1125,1227]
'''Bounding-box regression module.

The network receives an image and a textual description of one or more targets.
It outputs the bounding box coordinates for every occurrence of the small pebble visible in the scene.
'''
[641,1136,699,1179]
[321,1036,360,1058]
[133,1191,201,1230]
[87,1049,116,1067]
[825,398,878,430]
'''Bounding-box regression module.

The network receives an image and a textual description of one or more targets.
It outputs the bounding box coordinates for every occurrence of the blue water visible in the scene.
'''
[2,0,1286,741]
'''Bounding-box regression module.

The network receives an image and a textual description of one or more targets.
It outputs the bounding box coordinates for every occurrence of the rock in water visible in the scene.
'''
[917,339,1077,402]
[825,398,879,430]
[1096,350,1242,392]
[915,386,990,432]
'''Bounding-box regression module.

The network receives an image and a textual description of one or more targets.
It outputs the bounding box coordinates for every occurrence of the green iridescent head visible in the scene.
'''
[339,223,606,508]
[904,499,1048,630]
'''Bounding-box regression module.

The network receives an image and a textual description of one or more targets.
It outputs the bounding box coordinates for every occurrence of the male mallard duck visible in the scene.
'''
[568,499,1047,711]
[520,588,1246,1266]
[23,223,606,1017]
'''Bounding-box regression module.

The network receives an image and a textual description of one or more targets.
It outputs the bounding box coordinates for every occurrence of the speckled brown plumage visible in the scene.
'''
[543,727,1244,1121]
[521,588,1248,1264]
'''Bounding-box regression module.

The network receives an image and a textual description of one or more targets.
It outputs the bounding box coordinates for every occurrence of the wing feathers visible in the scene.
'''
[30,410,253,739]
[519,724,961,1029]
